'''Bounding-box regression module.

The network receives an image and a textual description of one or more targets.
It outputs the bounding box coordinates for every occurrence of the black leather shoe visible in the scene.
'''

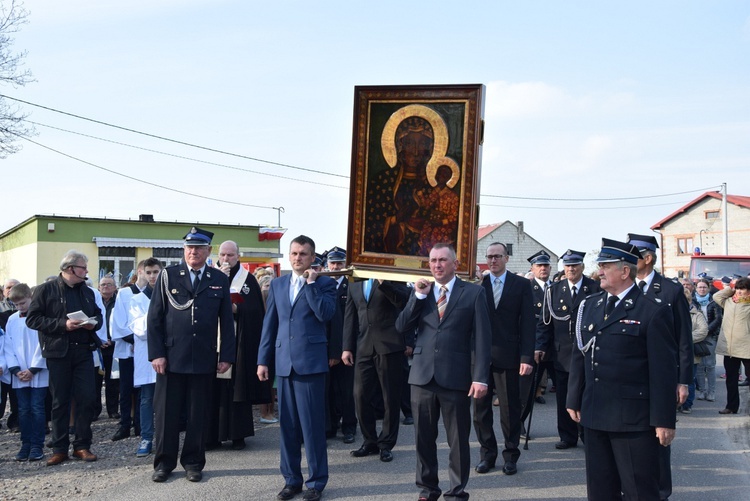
[152,469,170,482]
[502,461,517,475]
[108,412,121,419]
[534,396,546,404]
[231,439,246,450]
[380,449,393,462]
[719,408,738,414]
[475,459,495,474]
[350,444,379,457]
[186,470,202,482]
[112,427,130,441]
[302,488,322,501]
[343,433,355,444]
[277,484,303,500]
[403,416,414,425]
[205,441,222,451]
[555,441,576,450]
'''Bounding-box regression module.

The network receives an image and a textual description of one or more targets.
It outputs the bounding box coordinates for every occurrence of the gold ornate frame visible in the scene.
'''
[347,84,485,279]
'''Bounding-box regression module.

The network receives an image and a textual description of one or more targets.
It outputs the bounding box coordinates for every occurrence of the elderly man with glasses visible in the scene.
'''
[26,250,104,466]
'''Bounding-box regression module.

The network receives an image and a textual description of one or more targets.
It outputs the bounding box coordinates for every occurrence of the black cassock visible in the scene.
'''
[207,264,270,443]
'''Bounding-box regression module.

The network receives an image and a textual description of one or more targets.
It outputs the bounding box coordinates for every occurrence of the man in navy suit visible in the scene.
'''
[472,242,535,476]
[567,238,677,499]
[342,278,411,462]
[397,243,492,501]
[535,249,600,449]
[627,233,692,500]
[147,227,235,483]
[257,235,337,501]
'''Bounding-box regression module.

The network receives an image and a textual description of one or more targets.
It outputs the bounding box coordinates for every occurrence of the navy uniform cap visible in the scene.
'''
[626,233,659,252]
[528,250,551,265]
[312,253,324,268]
[595,238,640,265]
[327,246,347,263]
[561,249,585,265]
[183,226,214,246]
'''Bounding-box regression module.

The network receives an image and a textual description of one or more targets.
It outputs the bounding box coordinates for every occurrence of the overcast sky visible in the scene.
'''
[3,1,748,270]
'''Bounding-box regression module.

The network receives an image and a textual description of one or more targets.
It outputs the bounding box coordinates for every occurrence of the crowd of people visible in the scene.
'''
[0,229,748,501]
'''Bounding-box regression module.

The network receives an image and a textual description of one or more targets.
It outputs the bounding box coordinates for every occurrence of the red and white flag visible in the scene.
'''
[258,227,287,241]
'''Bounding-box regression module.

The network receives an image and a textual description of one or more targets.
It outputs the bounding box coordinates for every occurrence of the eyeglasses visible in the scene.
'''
[71,265,88,271]
[99,283,114,287]
[486,255,506,261]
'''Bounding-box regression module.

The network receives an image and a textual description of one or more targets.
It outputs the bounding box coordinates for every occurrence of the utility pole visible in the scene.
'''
[722,183,728,255]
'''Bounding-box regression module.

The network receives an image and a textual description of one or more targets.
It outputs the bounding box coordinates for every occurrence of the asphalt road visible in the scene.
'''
[98,369,750,501]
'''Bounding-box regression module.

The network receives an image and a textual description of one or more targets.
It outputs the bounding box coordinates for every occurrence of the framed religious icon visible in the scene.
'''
[347,84,485,279]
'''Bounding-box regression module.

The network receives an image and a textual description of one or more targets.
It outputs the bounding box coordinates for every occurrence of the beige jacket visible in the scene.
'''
[690,304,709,364]
[715,287,750,359]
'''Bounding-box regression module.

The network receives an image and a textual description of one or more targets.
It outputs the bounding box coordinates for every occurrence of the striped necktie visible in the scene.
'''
[437,285,448,321]
[493,277,503,307]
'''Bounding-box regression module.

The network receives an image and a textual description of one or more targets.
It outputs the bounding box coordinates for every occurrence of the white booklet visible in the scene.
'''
[67,310,99,327]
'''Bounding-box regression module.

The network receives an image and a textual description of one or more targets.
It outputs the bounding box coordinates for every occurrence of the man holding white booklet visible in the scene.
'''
[26,250,103,466]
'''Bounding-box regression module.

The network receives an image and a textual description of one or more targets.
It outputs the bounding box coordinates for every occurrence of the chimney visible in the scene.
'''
[517,221,524,234]
[139,214,154,222]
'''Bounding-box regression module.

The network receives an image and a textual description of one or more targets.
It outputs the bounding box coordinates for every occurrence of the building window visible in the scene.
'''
[505,244,513,256]
[676,237,693,255]
[705,210,720,219]
[98,247,136,286]
[153,247,184,268]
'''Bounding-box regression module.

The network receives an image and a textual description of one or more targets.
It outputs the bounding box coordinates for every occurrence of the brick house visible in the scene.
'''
[651,191,750,278]
[476,221,558,275]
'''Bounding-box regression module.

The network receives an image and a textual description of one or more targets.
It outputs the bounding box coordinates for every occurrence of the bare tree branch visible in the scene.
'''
[0,0,35,158]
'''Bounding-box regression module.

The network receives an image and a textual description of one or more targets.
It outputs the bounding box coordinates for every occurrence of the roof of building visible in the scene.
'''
[477,223,502,240]
[651,191,750,230]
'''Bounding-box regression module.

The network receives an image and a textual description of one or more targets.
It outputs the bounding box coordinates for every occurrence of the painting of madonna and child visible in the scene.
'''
[347,84,485,277]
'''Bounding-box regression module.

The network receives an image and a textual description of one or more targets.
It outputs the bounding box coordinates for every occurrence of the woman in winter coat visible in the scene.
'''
[714,277,750,414]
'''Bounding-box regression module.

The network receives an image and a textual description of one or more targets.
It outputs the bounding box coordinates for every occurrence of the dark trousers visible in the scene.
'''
[354,350,403,450]
[47,345,97,454]
[98,345,119,416]
[401,356,412,418]
[1,380,18,429]
[326,362,356,436]
[118,357,140,431]
[473,366,521,464]
[585,427,661,500]
[278,371,329,492]
[412,380,472,501]
[723,356,750,412]
[153,371,212,472]
[555,370,579,445]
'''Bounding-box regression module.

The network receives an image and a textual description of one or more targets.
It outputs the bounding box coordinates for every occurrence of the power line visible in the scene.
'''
[16,134,281,212]
[1,93,348,179]
[481,186,719,202]
[29,120,349,190]
[480,200,689,210]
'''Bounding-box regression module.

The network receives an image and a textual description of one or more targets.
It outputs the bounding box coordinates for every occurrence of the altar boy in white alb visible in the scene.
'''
[2,283,49,462]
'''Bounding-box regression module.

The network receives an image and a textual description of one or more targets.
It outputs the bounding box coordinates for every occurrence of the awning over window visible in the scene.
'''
[92,237,184,248]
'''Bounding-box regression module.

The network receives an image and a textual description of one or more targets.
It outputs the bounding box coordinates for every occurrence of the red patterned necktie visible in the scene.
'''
[437,285,448,321]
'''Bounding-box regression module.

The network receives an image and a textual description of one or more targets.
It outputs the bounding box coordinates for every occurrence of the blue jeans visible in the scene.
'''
[685,363,698,409]
[697,336,717,397]
[139,383,155,441]
[16,387,47,449]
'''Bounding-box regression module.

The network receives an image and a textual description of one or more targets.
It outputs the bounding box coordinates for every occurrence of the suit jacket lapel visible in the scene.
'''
[195,268,212,296]
[368,279,379,305]
[482,276,495,311]
[441,278,464,321]
[179,264,194,294]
